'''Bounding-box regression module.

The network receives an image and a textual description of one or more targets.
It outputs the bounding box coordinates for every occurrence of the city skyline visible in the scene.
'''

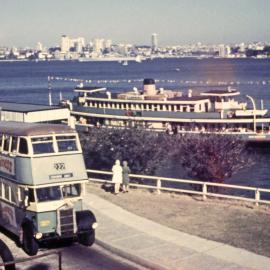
[1,0,270,47]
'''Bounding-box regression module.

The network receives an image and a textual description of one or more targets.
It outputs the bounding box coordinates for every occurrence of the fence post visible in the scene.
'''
[202,183,207,201]
[157,179,161,195]
[255,189,260,207]
[58,251,62,270]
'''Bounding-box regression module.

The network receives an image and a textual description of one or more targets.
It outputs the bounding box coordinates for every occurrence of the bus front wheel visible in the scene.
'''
[78,230,95,246]
[22,225,38,256]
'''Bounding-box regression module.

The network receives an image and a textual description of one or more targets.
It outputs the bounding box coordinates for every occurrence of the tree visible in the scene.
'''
[176,134,254,184]
[80,127,181,175]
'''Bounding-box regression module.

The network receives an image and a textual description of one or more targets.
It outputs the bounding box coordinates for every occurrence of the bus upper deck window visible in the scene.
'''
[56,135,78,152]
[31,136,54,154]
[19,138,28,154]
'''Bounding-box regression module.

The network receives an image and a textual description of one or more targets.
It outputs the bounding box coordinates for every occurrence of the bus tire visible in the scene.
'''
[22,223,38,256]
[0,239,15,270]
[78,230,95,246]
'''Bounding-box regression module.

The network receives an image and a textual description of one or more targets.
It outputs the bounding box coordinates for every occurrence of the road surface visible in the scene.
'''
[0,230,147,270]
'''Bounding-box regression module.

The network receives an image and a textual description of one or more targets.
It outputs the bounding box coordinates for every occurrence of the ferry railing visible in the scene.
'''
[87,169,270,206]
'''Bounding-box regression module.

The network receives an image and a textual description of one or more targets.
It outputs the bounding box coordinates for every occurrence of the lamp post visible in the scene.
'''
[246,95,256,133]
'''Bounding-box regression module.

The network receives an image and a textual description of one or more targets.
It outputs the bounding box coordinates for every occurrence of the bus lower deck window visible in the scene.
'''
[62,184,81,197]
[19,138,28,154]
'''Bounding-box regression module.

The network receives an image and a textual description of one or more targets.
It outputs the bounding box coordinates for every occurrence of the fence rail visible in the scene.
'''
[87,169,270,206]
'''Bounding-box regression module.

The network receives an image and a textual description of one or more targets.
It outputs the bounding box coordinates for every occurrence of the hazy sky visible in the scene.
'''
[1,0,269,47]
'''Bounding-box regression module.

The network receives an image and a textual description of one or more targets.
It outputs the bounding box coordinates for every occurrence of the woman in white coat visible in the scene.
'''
[112,160,123,194]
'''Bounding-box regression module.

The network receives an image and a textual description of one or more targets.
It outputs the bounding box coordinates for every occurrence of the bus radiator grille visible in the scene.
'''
[59,208,74,237]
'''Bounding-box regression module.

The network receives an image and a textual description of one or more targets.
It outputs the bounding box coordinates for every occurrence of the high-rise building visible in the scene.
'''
[151,33,158,51]
[93,38,104,53]
[36,42,43,52]
[61,35,70,53]
[218,44,231,58]
[104,39,112,49]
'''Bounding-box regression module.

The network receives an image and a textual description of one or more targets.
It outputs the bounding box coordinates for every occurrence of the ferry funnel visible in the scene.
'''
[143,78,156,95]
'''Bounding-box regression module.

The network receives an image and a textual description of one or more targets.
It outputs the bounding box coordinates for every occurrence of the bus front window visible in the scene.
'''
[36,186,61,202]
[56,135,78,152]
[31,136,54,154]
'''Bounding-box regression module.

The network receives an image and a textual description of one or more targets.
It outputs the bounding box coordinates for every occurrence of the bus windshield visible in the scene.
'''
[35,184,81,202]
[36,186,62,202]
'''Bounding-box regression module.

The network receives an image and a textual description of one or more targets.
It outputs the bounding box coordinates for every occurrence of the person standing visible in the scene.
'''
[112,160,123,195]
[122,161,131,193]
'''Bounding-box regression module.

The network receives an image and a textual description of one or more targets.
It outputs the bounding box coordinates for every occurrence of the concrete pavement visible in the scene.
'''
[84,191,270,270]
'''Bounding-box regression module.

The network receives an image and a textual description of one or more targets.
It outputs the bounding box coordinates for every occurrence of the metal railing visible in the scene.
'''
[87,169,270,206]
[0,251,62,270]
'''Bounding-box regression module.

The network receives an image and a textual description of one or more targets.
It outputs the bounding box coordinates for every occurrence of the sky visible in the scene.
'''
[0,0,270,47]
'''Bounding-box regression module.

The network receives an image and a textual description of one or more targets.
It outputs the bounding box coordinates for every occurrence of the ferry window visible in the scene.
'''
[36,186,61,202]
[19,138,29,154]
[11,137,18,153]
[3,135,10,152]
[56,135,78,152]
[62,184,81,197]
[31,136,54,154]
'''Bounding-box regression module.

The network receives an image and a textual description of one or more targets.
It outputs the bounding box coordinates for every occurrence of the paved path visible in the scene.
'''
[84,192,270,270]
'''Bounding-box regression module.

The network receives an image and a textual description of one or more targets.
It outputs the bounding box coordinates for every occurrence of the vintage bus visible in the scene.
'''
[0,121,97,256]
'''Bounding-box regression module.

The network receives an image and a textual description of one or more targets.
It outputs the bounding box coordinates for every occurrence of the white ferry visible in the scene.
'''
[63,78,270,142]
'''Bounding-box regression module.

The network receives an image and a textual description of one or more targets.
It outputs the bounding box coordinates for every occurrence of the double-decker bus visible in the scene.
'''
[0,121,97,256]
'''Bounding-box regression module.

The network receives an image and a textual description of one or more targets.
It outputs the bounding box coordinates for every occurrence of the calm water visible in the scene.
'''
[1,58,270,188]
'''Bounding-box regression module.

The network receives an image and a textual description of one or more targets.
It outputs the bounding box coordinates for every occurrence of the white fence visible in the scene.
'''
[87,169,270,206]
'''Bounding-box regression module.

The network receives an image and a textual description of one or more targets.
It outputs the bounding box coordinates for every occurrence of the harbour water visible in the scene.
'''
[1,58,270,189]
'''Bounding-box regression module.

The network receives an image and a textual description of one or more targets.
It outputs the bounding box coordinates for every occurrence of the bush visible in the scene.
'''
[80,127,181,175]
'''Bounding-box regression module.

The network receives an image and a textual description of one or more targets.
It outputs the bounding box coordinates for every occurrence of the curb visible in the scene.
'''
[96,238,169,270]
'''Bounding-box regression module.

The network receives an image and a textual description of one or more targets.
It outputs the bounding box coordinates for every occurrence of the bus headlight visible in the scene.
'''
[92,222,98,229]
[35,232,43,240]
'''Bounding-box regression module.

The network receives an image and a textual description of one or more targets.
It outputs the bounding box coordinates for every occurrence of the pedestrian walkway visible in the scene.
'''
[84,192,270,270]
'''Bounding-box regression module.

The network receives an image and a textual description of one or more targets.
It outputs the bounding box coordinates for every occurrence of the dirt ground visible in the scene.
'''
[87,182,270,257]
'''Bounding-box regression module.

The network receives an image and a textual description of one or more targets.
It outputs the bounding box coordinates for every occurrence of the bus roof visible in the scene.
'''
[0,121,76,136]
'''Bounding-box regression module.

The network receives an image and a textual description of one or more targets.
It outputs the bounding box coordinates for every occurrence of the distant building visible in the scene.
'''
[93,38,104,53]
[218,44,231,58]
[239,42,246,53]
[104,39,112,49]
[0,102,70,124]
[36,42,43,52]
[151,33,158,52]
[61,35,70,53]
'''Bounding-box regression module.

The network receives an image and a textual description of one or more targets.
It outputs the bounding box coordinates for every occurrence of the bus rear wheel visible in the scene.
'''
[78,230,95,246]
[22,227,39,256]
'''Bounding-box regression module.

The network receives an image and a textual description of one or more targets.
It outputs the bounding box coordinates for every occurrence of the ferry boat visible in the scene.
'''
[62,78,270,142]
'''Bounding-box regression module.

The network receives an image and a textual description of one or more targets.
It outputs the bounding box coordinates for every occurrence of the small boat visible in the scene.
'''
[122,60,128,66]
